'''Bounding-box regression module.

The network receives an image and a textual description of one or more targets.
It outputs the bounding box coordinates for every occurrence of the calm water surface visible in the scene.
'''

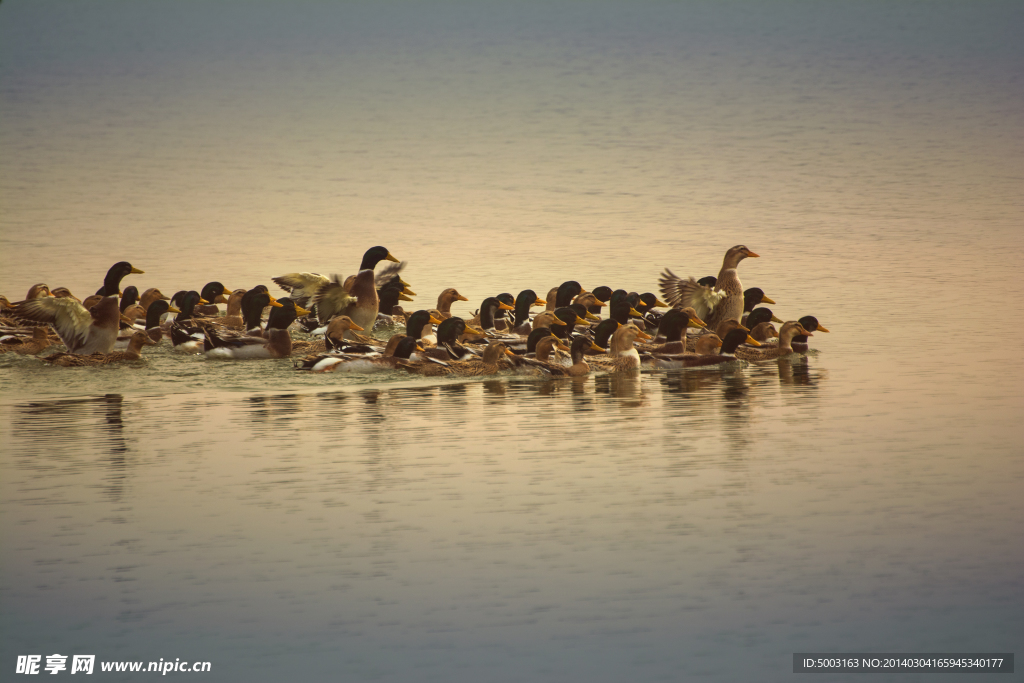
[1,2,1022,681]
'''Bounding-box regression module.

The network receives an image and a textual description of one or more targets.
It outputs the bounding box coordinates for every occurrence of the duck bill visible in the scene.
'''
[403,287,417,296]
[504,348,516,357]
[817,324,830,333]
[745,336,762,346]
[428,314,443,324]
[690,316,707,328]
[130,267,145,274]
[584,311,600,321]
[296,305,312,316]
[465,325,485,335]
[555,340,570,351]
[532,297,546,306]
[349,321,365,331]
[589,342,605,352]
[760,295,776,305]
[629,307,643,317]
[635,330,653,340]
[456,294,469,302]
[498,302,515,311]
[653,298,668,308]
[745,251,760,258]
[167,305,182,314]
[385,253,400,263]
[771,314,784,323]
[398,293,414,302]
[268,296,284,308]
[198,298,210,305]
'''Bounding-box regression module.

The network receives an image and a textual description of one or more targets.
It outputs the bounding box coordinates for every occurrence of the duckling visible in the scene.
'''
[26,283,54,299]
[194,282,233,317]
[403,340,515,377]
[735,321,812,361]
[510,289,547,335]
[660,245,759,331]
[790,316,829,353]
[0,327,55,355]
[589,324,651,373]
[42,331,157,367]
[96,262,144,297]
[649,334,725,370]
[11,295,120,354]
[435,288,470,319]
[204,298,305,359]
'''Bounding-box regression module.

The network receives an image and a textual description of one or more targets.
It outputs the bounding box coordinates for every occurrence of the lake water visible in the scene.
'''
[1,1,1022,681]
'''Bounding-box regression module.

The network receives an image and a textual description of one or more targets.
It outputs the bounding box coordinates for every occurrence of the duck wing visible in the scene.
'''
[373,260,406,289]
[271,272,328,306]
[659,269,727,322]
[311,276,356,323]
[12,296,95,353]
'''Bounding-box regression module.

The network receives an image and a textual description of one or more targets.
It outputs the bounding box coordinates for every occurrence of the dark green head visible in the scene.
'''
[120,286,139,311]
[743,287,770,313]
[657,308,688,342]
[145,300,171,329]
[267,298,301,330]
[555,281,583,308]
[609,300,635,325]
[637,292,663,314]
[201,282,228,304]
[609,289,629,306]
[526,327,554,353]
[591,286,612,304]
[592,319,620,349]
[745,307,774,329]
[241,289,272,330]
[514,289,539,325]
[378,281,405,312]
[437,317,466,345]
[405,310,434,338]
[495,293,515,321]
[359,246,399,271]
[392,336,420,359]
[720,328,750,355]
[552,307,580,339]
[98,261,142,296]
[175,291,203,322]
[570,335,593,364]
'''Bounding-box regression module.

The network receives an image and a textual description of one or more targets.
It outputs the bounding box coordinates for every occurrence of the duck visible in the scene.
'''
[744,307,783,331]
[204,298,305,359]
[435,288,470,319]
[467,296,516,336]
[608,300,644,326]
[235,287,283,334]
[50,287,80,301]
[554,281,585,309]
[511,334,572,375]
[786,316,829,353]
[0,327,55,355]
[403,309,444,347]
[639,308,701,354]
[141,300,179,342]
[587,319,621,354]
[297,336,424,373]
[510,289,547,335]
[375,282,414,326]
[96,261,144,297]
[658,328,755,368]
[585,286,612,315]
[42,331,158,367]
[26,283,54,299]
[167,292,211,353]
[311,270,378,335]
[648,334,726,370]
[11,294,120,354]
[139,288,170,313]
[735,321,812,361]
[739,287,777,325]
[194,282,233,317]
[209,289,248,329]
[419,317,486,361]
[402,340,515,377]
[660,245,759,331]
[588,324,652,373]
[749,322,778,343]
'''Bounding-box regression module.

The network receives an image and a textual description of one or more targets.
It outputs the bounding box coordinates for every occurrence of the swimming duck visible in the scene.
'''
[96,262,144,297]
[138,288,170,313]
[403,340,515,377]
[790,316,829,353]
[297,336,424,373]
[735,321,812,361]
[26,284,53,299]
[749,322,778,343]
[42,331,158,367]
[659,328,754,368]
[555,281,585,309]
[419,317,486,361]
[510,289,547,335]
[640,309,697,354]
[739,287,777,325]
[660,245,759,331]
[435,288,470,319]
[0,327,55,355]
[11,295,120,354]
[468,296,516,335]
[744,307,783,331]
[140,300,179,342]
[649,334,725,370]
[204,298,305,359]
[194,282,233,317]
[588,324,651,373]
[50,287,81,302]
[403,310,444,347]
[608,300,644,326]
[551,307,591,339]
[586,286,612,315]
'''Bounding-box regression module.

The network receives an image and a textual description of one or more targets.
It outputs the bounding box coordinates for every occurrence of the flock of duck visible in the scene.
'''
[0,245,828,377]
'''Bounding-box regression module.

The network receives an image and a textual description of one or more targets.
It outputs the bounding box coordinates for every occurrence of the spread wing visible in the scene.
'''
[11,296,92,352]
[311,275,356,323]
[271,272,328,305]
[659,269,727,322]
[374,260,406,288]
